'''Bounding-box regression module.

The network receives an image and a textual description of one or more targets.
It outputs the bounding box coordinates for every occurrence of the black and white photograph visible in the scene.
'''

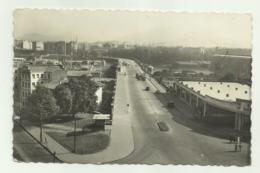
[11,9,253,166]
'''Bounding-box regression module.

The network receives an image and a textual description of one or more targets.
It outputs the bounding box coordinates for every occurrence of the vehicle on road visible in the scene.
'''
[145,86,150,91]
[167,101,175,108]
[157,122,169,131]
[136,73,146,81]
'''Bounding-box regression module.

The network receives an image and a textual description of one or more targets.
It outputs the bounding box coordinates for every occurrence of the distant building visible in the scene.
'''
[15,65,67,107]
[22,40,33,50]
[13,57,26,69]
[34,41,44,51]
[66,41,78,55]
[44,41,66,54]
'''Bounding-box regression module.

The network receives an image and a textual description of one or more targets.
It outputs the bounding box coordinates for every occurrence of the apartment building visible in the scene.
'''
[15,65,67,107]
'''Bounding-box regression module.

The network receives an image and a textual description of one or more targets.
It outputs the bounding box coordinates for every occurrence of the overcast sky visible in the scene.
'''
[14,10,252,48]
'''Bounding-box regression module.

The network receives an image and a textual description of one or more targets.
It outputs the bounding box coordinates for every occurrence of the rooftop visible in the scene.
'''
[181,81,251,102]
[20,65,62,73]
[93,114,110,120]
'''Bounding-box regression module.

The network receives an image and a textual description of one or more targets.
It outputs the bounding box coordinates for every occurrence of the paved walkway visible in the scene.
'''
[22,67,134,163]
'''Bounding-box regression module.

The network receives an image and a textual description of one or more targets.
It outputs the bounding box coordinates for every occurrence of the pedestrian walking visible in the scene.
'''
[238,144,242,152]
[45,136,48,147]
[234,143,238,152]
[126,104,130,113]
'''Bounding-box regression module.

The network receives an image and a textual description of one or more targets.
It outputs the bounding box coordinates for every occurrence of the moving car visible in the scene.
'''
[157,122,169,131]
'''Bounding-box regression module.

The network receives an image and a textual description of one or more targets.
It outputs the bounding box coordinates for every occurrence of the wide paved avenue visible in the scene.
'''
[114,59,249,165]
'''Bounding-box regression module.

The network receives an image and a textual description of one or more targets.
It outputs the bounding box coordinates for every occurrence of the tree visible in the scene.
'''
[62,76,98,152]
[13,73,21,116]
[70,75,98,114]
[22,86,59,142]
[54,84,72,114]
[23,86,59,120]
[104,63,117,78]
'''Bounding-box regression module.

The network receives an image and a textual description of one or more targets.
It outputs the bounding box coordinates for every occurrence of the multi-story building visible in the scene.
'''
[15,65,67,107]
[32,41,44,51]
[22,40,33,50]
[44,41,66,54]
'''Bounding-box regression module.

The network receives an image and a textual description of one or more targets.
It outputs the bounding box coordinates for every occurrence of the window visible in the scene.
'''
[37,74,39,78]
[32,74,35,79]
[41,74,44,78]
[32,82,36,86]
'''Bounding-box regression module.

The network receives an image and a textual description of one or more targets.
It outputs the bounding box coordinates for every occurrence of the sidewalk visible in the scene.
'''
[22,68,134,163]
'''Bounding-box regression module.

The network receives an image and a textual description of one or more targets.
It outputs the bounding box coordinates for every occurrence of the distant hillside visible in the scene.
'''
[17,33,67,42]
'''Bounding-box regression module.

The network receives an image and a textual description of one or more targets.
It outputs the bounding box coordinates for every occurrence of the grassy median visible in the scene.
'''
[47,131,110,154]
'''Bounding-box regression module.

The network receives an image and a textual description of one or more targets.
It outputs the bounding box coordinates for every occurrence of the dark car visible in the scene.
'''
[145,86,150,91]
[167,101,175,108]
[157,122,169,131]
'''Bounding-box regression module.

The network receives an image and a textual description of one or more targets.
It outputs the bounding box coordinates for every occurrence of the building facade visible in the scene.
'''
[15,65,67,108]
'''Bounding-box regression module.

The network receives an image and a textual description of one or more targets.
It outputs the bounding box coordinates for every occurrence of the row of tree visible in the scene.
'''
[21,75,99,122]
[105,46,209,65]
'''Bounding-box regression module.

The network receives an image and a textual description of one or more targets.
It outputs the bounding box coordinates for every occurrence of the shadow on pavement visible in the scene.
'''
[154,92,251,143]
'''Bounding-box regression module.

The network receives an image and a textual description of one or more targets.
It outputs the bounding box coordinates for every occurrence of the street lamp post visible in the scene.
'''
[40,113,43,143]
[73,114,77,153]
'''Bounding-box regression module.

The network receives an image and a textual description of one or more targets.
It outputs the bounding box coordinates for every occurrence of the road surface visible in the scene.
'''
[114,59,249,165]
